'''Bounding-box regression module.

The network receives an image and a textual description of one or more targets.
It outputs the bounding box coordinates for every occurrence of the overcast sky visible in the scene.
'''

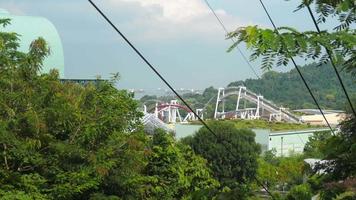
[0,0,322,91]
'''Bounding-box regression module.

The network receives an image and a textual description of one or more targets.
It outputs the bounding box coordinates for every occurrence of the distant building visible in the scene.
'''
[267,128,331,156]
[175,125,330,157]
[60,79,107,86]
[294,109,346,126]
[0,8,65,77]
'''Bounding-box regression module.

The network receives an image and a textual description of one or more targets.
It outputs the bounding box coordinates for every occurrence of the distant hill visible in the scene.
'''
[140,63,356,118]
[228,63,355,110]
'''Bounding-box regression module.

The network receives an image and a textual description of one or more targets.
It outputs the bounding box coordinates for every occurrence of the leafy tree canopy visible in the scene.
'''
[227,0,356,74]
[182,121,261,195]
[0,19,219,200]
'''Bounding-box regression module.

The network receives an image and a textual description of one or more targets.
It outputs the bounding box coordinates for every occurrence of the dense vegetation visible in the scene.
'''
[226,0,356,199]
[1,0,355,199]
[0,19,222,199]
[257,151,305,194]
[140,63,356,121]
[182,121,261,198]
[228,63,356,110]
[192,119,321,131]
[252,116,356,199]
[228,0,356,112]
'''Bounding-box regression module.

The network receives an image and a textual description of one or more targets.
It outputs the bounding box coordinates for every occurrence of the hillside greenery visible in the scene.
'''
[141,63,355,121]
[228,63,356,110]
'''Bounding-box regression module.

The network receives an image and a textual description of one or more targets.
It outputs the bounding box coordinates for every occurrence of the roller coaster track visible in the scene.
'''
[216,86,300,123]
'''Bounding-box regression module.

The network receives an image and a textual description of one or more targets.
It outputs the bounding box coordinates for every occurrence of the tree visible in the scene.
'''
[143,63,356,115]
[227,0,356,197]
[141,130,219,199]
[97,129,219,199]
[286,184,312,200]
[302,117,356,199]
[0,19,219,199]
[182,121,261,197]
[257,150,305,192]
[227,1,356,75]
[304,131,333,158]
[317,116,356,181]
[257,158,279,190]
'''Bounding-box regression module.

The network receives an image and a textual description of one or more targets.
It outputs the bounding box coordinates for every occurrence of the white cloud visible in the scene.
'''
[0,2,27,15]
[107,0,248,41]
[119,0,209,22]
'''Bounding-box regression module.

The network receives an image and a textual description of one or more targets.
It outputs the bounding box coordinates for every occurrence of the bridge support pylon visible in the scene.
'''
[213,86,300,122]
[214,88,225,119]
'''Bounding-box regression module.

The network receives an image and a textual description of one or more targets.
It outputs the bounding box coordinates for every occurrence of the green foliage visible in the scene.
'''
[316,117,356,181]
[98,129,219,199]
[257,158,279,189]
[257,151,305,191]
[304,131,333,158]
[228,26,355,73]
[286,184,312,200]
[228,1,356,74]
[295,0,356,31]
[144,63,355,116]
[302,117,356,199]
[333,191,356,200]
[182,121,261,197]
[90,193,121,200]
[0,67,142,199]
[318,178,356,200]
[139,130,219,199]
[229,63,356,110]
[0,19,219,199]
[231,119,319,131]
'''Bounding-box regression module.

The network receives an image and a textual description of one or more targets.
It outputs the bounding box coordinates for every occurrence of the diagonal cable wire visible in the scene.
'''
[88,0,275,198]
[306,4,356,117]
[257,0,335,134]
[87,0,217,138]
[203,0,260,79]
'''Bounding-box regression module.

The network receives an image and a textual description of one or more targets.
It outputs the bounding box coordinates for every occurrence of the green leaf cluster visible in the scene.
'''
[228,26,355,73]
[257,151,305,191]
[302,117,356,199]
[228,0,356,74]
[0,19,219,199]
[285,183,312,200]
[182,121,261,198]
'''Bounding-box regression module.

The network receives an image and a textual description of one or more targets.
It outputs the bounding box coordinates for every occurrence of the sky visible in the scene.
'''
[0,0,323,91]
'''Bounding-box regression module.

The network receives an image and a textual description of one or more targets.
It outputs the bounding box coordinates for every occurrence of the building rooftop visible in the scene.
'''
[294,109,345,115]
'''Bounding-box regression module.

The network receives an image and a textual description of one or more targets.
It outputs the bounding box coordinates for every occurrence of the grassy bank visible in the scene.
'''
[191,119,323,131]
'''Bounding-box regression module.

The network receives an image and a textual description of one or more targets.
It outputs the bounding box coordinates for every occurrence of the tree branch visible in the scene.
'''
[3,143,9,170]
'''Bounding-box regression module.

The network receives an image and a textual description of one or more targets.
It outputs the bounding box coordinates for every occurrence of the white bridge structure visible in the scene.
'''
[144,100,203,124]
[214,86,300,123]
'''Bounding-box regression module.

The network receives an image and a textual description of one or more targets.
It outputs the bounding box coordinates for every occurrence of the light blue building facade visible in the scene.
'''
[174,124,330,157]
[0,8,64,77]
[267,128,330,156]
